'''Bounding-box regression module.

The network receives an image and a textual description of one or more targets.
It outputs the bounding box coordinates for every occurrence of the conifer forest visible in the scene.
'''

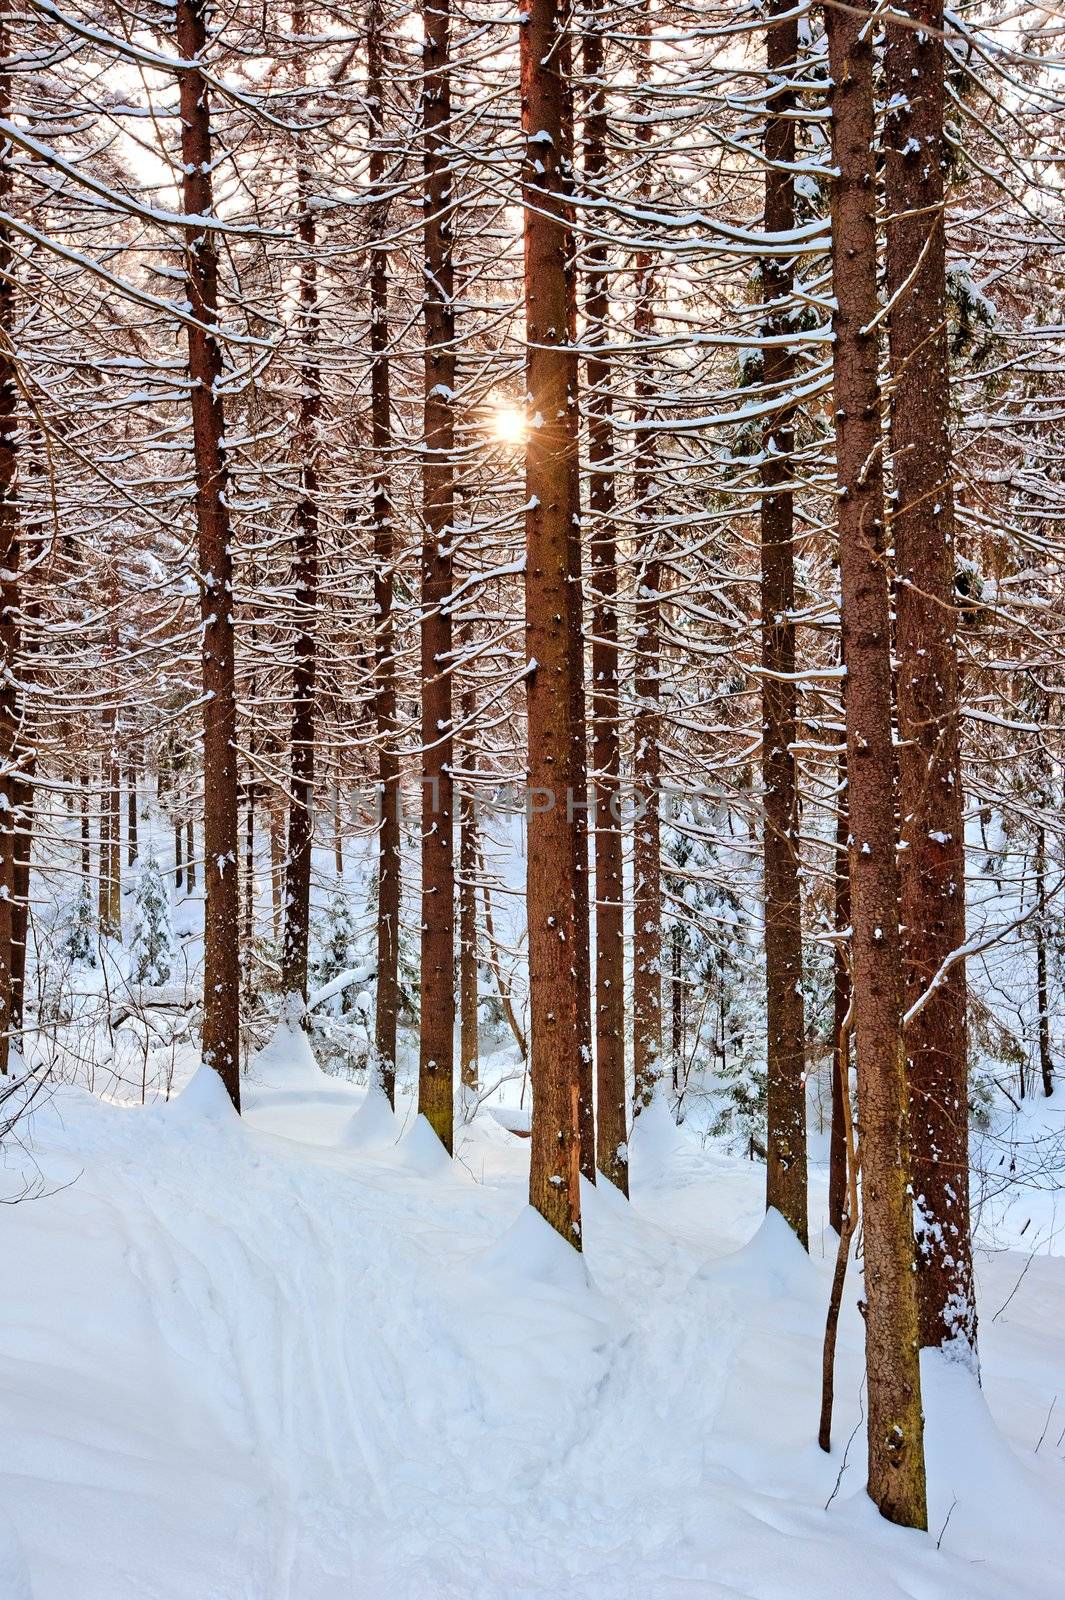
[0,2,1064,1596]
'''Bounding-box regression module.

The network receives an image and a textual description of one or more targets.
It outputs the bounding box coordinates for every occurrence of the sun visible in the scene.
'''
[491,403,527,447]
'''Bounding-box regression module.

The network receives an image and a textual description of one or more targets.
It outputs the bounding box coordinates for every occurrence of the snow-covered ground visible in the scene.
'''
[1,1024,1063,1600]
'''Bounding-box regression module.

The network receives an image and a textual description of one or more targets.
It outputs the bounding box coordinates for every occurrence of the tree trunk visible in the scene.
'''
[174,815,184,890]
[127,764,138,867]
[885,0,976,1364]
[368,0,401,1108]
[521,0,584,1245]
[417,0,457,1151]
[270,795,284,943]
[366,2,402,1107]
[9,770,32,1050]
[175,0,241,1107]
[458,632,479,1102]
[243,783,255,951]
[281,33,320,1005]
[582,5,628,1194]
[9,445,39,1056]
[671,929,683,1073]
[826,0,926,1528]
[630,11,662,1122]
[631,536,662,1116]
[829,750,850,1235]
[97,762,109,926]
[80,773,91,877]
[186,816,196,893]
[760,0,808,1246]
[820,1000,859,1452]
[108,753,121,927]
[99,722,121,937]
[1035,826,1054,1097]
[557,26,595,1182]
[333,776,343,878]
[0,24,16,1074]
[459,706,479,1104]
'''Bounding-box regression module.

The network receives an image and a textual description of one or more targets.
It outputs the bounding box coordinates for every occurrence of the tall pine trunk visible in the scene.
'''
[0,18,16,1074]
[829,741,850,1235]
[826,0,926,1528]
[582,6,628,1193]
[175,0,241,1107]
[631,538,661,1114]
[630,7,663,1120]
[885,0,975,1360]
[369,0,402,1107]
[521,0,584,1244]
[9,766,32,1049]
[1035,825,1054,1097]
[459,663,479,1104]
[558,28,595,1182]
[127,766,138,867]
[760,0,808,1245]
[80,773,91,878]
[281,17,321,1005]
[99,694,121,936]
[270,793,284,942]
[417,0,457,1151]
[243,782,255,951]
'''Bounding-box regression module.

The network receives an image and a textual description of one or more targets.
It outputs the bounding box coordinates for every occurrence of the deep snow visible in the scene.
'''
[1,1027,1063,1600]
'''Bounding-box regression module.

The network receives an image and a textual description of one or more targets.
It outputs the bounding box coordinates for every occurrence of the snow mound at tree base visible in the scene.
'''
[697,1207,821,1304]
[247,1017,325,1088]
[395,1112,456,1175]
[471,1202,592,1293]
[921,1351,1061,1590]
[342,1085,401,1150]
[159,1065,239,1125]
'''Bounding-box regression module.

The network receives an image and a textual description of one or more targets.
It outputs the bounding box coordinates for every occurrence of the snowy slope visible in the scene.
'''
[1,1036,1063,1600]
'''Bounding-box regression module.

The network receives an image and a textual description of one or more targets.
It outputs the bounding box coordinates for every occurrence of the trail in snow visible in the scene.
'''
[1,1032,1064,1600]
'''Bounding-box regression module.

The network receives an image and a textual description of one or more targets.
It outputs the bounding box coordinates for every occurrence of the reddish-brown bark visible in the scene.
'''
[243,781,255,953]
[175,0,241,1107]
[417,0,457,1151]
[521,0,584,1244]
[99,686,121,936]
[829,748,850,1236]
[630,6,663,1121]
[885,0,976,1361]
[760,0,808,1245]
[631,533,662,1116]
[826,0,926,1528]
[582,7,628,1193]
[459,665,479,1103]
[1035,826,1054,1098]
[558,27,595,1183]
[280,85,321,1004]
[126,766,138,868]
[368,0,402,1107]
[0,18,17,1074]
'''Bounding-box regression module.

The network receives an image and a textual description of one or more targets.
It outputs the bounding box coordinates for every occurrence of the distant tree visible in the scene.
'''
[65,878,97,968]
[312,891,362,1014]
[129,848,174,987]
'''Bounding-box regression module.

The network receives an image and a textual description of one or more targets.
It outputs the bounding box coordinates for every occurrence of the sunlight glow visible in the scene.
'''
[491,404,527,447]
